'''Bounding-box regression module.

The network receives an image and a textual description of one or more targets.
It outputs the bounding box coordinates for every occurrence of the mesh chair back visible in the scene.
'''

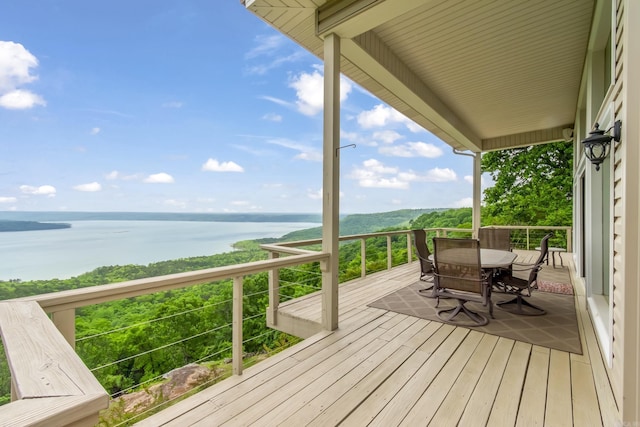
[478,228,511,251]
[526,232,554,284]
[433,238,483,294]
[412,229,433,274]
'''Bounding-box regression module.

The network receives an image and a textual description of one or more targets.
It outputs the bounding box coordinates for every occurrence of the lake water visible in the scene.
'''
[0,220,319,281]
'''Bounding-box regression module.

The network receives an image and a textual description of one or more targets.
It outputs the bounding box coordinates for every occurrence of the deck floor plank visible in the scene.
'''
[545,349,572,426]
[426,333,500,426]
[571,359,603,427]
[395,331,486,426]
[457,337,515,427]
[135,255,619,427]
[486,341,532,426]
[515,346,550,426]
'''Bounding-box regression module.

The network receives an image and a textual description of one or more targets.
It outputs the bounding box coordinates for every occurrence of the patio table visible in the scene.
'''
[426,248,517,297]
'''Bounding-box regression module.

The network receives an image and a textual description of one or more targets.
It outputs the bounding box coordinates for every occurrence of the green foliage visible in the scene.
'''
[279,208,442,241]
[481,141,573,226]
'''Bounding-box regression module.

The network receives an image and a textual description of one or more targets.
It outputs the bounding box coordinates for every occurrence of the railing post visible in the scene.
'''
[232,276,243,376]
[566,227,573,252]
[360,238,366,278]
[51,308,76,349]
[387,235,392,270]
[407,232,413,264]
[526,228,530,250]
[267,252,280,327]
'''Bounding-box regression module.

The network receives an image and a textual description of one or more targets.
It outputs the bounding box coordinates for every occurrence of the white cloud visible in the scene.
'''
[20,184,56,196]
[453,197,474,208]
[164,199,187,208]
[90,127,101,135]
[202,158,244,172]
[357,104,423,132]
[267,138,322,162]
[0,89,46,109]
[143,173,175,183]
[289,69,352,116]
[0,41,38,90]
[245,34,286,60]
[0,196,17,203]
[349,159,407,189]
[348,159,456,189]
[341,129,377,147]
[295,151,323,162]
[379,141,443,158]
[105,170,143,181]
[244,34,307,75]
[425,167,457,182]
[262,112,282,122]
[260,95,292,108]
[464,175,473,184]
[0,41,45,109]
[373,130,403,144]
[230,200,250,206]
[73,182,102,192]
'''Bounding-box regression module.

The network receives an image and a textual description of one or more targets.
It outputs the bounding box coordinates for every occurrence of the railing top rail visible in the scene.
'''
[265,228,475,250]
[15,251,329,313]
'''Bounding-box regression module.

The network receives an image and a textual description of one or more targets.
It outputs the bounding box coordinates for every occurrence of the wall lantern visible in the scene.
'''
[581,120,622,171]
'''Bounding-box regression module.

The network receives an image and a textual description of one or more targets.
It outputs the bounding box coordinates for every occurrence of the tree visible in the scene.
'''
[481,141,573,226]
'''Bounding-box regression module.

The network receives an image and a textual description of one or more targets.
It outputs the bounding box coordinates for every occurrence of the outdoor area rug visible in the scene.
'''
[369,281,582,354]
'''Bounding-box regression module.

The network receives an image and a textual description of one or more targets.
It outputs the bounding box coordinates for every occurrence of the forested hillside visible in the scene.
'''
[276,208,443,241]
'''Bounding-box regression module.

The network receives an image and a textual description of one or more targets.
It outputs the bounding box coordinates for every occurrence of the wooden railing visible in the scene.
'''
[0,250,328,426]
[0,224,571,425]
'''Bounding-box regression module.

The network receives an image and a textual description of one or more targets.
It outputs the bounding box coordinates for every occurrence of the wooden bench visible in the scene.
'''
[0,301,109,426]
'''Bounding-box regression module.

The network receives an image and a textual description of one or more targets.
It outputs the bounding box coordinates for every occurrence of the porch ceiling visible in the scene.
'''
[244,0,594,152]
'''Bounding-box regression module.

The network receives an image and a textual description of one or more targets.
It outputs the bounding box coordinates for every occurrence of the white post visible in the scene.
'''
[473,152,482,235]
[321,33,340,331]
[51,309,76,349]
[360,238,366,278]
[232,276,243,375]
[267,252,280,327]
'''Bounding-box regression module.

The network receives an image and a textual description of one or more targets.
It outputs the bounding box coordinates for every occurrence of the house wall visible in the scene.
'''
[602,0,640,421]
[611,0,624,410]
[578,0,640,421]
[617,0,640,422]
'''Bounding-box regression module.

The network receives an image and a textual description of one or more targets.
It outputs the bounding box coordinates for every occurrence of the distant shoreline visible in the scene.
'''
[0,220,71,232]
[0,211,323,223]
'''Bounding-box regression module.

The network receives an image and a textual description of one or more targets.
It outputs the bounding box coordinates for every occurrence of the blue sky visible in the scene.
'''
[0,1,483,214]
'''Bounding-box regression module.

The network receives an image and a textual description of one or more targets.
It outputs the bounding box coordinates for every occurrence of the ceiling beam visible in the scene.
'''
[317,0,429,38]
[481,124,575,152]
[342,31,482,151]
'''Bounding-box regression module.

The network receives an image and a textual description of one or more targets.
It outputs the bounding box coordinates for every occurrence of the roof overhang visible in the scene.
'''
[245,0,594,152]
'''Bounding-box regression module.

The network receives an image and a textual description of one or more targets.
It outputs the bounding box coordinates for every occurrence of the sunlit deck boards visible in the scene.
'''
[137,254,619,426]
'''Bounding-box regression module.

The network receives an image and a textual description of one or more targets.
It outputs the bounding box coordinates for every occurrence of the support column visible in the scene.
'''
[321,33,340,331]
[473,151,482,235]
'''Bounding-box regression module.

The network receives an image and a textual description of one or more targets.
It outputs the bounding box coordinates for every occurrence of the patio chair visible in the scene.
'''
[432,237,492,326]
[479,227,512,291]
[478,228,511,251]
[495,233,553,315]
[412,229,436,297]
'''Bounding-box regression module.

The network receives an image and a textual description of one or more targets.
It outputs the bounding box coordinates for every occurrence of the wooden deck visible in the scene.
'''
[137,252,619,426]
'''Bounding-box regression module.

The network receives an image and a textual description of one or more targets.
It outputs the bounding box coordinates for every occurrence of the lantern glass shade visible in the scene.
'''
[583,140,610,171]
[581,121,621,171]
